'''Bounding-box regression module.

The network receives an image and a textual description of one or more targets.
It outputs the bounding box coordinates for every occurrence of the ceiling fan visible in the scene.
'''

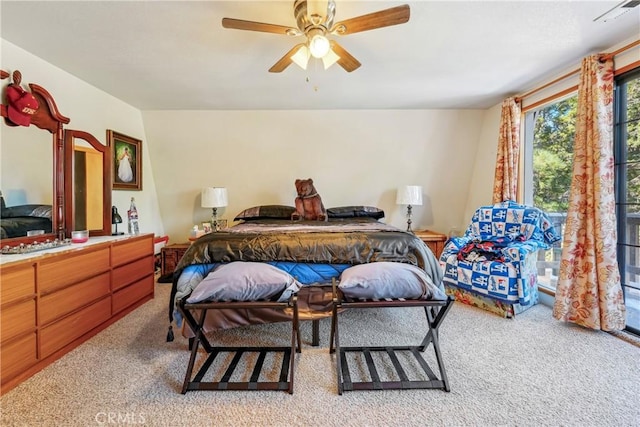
[222,0,410,73]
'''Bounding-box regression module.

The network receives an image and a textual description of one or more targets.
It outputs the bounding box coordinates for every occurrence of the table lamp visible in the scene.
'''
[396,185,423,233]
[201,187,228,231]
[111,205,124,235]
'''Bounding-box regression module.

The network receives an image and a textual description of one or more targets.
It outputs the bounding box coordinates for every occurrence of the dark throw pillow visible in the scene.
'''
[327,206,385,220]
[234,205,296,222]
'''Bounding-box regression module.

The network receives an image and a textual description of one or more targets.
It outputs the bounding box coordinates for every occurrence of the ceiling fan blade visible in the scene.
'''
[269,43,308,73]
[222,18,301,36]
[330,41,361,72]
[330,4,410,35]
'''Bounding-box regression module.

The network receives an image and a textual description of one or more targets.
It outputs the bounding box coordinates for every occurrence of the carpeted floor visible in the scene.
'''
[1,280,638,427]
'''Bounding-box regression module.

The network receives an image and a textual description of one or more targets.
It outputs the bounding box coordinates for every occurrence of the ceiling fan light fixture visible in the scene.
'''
[321,48,340,69]
[308,31,330,58]
[291,45,311,70]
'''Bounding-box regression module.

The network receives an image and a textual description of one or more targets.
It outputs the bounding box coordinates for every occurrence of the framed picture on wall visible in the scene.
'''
[108,130,142,191]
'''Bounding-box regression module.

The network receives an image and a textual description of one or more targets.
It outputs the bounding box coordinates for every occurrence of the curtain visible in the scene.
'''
[553,55,626,331]
[492,97,522,203]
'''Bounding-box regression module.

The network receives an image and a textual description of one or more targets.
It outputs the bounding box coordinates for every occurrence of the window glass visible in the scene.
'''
[524,94,578,291]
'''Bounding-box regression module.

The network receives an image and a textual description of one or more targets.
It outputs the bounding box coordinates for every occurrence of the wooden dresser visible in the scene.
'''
[414,229,448,259]
[0,234,154,395]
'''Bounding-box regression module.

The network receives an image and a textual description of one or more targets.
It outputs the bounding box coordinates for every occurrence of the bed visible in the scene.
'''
[168,205,444,345]
[0,203,53,239]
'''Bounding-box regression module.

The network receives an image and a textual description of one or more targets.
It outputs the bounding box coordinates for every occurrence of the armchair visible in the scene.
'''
[439,201,561,318]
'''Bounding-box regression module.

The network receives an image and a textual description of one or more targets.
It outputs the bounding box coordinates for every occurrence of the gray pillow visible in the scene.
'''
[338,262,447,301]
[186,262,301,303]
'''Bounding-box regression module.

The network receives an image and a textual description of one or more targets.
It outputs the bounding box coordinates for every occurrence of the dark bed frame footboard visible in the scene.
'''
[178,297,301,394]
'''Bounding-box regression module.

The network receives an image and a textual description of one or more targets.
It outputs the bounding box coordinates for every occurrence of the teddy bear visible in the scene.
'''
[291,178,327,221]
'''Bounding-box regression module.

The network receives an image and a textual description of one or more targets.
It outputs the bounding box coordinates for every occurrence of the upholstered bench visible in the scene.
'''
[177,262,302,394]
[329,262,455,394]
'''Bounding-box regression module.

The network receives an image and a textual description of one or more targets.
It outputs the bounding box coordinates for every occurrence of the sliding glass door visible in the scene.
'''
[615,68,640,335]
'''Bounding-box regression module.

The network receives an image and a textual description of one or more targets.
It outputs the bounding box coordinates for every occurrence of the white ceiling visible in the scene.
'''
[1,1,639,110]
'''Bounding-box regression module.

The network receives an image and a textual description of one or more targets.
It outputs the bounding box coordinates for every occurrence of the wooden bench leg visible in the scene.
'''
[181,309,207,394]
[331,294,454,394]
[311,319,320,346]
[178,297,300,394]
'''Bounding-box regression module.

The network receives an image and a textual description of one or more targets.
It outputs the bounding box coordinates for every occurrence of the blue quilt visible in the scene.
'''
[439,201,561,304]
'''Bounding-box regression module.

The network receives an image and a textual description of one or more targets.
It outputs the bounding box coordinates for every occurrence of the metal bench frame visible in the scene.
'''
[329,280,454,394]
[178,296,301,394]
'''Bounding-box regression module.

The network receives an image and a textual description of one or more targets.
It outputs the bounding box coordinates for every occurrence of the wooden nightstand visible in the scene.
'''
[414,230,448,259]
[161,243,191,277]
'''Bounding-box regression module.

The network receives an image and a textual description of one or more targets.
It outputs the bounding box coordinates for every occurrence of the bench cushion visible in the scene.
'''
[187,261,300,303]
[338,262,447,301]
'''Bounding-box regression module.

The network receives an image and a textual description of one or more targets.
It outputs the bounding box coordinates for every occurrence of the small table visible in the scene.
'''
[413,229,448,259]
[161,243,191,278]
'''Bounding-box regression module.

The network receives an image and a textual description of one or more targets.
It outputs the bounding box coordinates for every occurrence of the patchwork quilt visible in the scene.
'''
[440,201,561,304]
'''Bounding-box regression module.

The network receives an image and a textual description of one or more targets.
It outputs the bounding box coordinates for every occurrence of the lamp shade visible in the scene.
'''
[111,206,122,224]
[396,185,423,206]
[291,45,310,70]
[201,187,228,208]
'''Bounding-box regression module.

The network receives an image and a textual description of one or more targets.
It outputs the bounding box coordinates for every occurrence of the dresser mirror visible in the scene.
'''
[1,124,53,222]
[1,70,112,247]
[64,130,111,236]
[1,75,68,246]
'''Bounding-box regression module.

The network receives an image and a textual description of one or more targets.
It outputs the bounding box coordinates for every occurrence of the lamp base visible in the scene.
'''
[212,207,218,233]
[406,204,414,233]
[112,223,124,236]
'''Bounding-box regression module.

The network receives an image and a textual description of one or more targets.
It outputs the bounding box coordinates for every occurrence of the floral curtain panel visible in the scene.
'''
[492,97,522,203]
[553,55,626,331]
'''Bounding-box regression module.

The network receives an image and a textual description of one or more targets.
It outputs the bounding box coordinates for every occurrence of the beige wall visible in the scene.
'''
[2,38,494,245]
[1,40,164,237]
[143,109,485,242]
[463,102,502,223]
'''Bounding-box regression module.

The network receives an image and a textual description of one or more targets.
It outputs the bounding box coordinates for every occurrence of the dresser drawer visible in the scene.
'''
[1,333,37,382]
[39,247,110,294]
[1,299,36,344]
[112,255,154,292]
[112,275,154,314]
[112,235,153,267]
[39,272,111,326]
[1,264,35,305]
[40,296,111,359]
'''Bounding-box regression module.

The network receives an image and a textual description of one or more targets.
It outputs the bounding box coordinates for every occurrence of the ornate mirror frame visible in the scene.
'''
[1,69,112,247]
[64,130,112,236]
[1,70,69,246]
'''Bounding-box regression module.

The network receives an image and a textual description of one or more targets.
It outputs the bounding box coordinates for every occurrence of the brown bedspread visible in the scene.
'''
[175,218,439,274]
